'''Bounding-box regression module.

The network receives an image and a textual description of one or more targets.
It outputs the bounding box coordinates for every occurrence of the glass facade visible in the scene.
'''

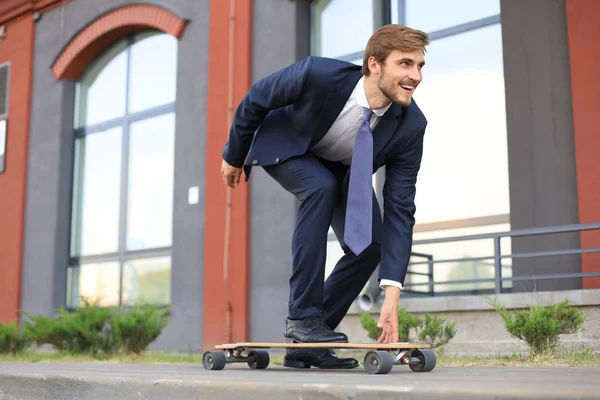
[67,31,177,307]
[311,0,510,292]
[311,0,374,58]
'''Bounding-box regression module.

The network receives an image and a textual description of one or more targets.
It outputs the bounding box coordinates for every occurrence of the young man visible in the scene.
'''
[221,24,429,369]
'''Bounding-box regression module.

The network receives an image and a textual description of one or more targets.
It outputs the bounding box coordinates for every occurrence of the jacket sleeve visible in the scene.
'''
[379,122,427,284]
[222,57,314,167]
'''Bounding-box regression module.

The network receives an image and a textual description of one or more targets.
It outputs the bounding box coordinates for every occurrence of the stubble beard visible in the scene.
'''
[378,69,412,107]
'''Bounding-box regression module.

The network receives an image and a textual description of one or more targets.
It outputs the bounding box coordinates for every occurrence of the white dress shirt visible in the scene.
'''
[311,76,403,291]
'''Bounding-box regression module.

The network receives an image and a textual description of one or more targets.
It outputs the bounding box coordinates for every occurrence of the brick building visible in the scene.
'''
[0,0,598,351]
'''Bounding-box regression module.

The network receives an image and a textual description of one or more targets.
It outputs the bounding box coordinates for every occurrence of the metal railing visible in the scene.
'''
[405,222,600,295]
[358,222,600,309]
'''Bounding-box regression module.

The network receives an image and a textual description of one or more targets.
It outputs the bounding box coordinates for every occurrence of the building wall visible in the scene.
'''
[20,0,212,351]
[248,0,310,342]
[500,0,581,291]
[565,0,600,289]
[158,0,210,350]
[201,0,252,350]
[0,14,34,323]
[1,0,598,350]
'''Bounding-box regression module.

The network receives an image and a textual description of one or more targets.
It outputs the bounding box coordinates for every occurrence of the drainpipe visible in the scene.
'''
[358,268,383,311]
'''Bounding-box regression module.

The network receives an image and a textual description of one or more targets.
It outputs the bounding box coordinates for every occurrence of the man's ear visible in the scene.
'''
[368,56,380,76]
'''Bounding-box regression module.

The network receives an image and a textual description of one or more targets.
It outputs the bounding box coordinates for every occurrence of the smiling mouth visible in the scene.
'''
[400,84,415,94]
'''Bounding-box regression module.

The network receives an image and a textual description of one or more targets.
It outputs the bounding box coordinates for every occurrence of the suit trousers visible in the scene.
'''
[263,153,382,330]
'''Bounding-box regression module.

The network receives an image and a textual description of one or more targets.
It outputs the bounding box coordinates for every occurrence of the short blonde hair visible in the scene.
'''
[361,24,429,76]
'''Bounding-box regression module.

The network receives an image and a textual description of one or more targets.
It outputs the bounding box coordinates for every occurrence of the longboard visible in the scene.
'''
[202,341,436,375]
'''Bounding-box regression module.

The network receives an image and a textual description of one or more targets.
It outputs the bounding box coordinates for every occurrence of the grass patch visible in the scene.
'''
[1,348,599,367]
[436,350,600,367]
[0,350,207,364]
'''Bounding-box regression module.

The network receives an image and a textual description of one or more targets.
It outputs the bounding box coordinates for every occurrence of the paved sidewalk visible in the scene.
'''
[0,362,599,399]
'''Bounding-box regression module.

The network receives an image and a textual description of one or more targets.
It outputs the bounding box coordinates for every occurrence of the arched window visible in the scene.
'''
[67,30,178,308]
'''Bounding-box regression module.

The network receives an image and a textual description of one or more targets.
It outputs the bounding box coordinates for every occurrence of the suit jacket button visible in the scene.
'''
[252,160,258,165]
[275,158,280,163]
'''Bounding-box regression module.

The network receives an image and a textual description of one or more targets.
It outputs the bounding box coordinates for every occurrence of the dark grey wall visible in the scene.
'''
[500,0,581,291]
[248,0,310,342]
[21,0,210,351]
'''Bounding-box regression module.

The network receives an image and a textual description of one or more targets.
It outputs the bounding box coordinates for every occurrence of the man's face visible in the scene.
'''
[374,49,425,107]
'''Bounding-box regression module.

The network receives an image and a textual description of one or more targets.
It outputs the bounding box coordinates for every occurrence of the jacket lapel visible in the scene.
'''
[309,66,404,158]
[312,71,362,145]
[373,103,403,158]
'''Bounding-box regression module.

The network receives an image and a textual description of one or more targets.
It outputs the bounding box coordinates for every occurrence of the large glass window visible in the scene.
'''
[311,0,374,59]
[412,23,508,224]
[394,0,500,33]
[311,1,509,293]
[400,0,509,294]
[68,31,177,308]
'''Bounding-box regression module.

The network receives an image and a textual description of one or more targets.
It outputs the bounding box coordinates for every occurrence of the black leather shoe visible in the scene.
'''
[284,311,348,343]
[284,348,359,369]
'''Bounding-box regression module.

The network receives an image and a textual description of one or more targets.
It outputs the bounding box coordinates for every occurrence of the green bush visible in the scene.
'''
[3,297,170,357]
[23,298,118,356]
[22,311,76,352]
[487,297,586,355]
[112,303,170,355]
[417,313,457,348]
[360,308,456,348]
[0,320,29,354]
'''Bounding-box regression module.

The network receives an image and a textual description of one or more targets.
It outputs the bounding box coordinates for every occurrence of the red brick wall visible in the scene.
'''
[566,0,600,289]
[0,14,34,323]
[203,0,252,350]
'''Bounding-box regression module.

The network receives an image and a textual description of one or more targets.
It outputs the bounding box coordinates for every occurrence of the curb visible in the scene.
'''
[1,373,599,400]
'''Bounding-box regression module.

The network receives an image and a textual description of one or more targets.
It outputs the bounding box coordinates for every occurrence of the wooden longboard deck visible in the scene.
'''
[215,342,429,350]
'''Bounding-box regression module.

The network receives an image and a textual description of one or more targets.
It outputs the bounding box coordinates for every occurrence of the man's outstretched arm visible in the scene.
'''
[376,122,426,343]
[381,122,426,284]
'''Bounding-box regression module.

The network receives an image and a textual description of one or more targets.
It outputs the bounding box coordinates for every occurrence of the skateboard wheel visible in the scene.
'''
[247,350,270,369]
[363,351,394,375]
[409,349,436,372]
[203,351,226,370]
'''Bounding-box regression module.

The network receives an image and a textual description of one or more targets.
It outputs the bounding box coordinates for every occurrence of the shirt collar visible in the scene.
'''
[355,75,392,117]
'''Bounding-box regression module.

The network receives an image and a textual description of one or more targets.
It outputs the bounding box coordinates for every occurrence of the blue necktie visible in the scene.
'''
[344,108,374,255]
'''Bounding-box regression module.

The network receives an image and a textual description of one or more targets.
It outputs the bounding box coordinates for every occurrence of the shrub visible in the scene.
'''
[22,311,76,352]
[112,302,170,355]
[361,308,456,348]
[0,320,29,354]
[23,298,118,356]
[416,313,457,348]
[66,298,119,356]
[20,297,170,357]
[487,297,586,355]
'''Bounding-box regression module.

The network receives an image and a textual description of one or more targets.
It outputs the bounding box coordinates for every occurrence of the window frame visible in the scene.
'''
[0,62,10,174]
[68,31,176,307]
[0,61,9,119]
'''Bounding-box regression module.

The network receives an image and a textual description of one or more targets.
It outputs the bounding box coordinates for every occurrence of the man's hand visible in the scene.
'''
[221,159,242,188]
[376,286,400,343]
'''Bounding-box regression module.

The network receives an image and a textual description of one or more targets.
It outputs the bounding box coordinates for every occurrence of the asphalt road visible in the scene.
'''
[0,362,599,399]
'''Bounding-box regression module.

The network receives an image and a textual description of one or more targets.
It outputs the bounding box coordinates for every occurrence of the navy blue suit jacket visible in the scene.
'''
[222,56,427,285]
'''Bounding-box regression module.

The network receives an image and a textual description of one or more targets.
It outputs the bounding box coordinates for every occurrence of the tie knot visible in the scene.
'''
[363,108,374,123]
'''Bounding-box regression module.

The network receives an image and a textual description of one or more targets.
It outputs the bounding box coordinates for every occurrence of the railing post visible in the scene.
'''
[427,255,434,296]
[494,236,502,294]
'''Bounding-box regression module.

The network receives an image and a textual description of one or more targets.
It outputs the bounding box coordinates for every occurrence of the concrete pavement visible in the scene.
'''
[0,361,599,399]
